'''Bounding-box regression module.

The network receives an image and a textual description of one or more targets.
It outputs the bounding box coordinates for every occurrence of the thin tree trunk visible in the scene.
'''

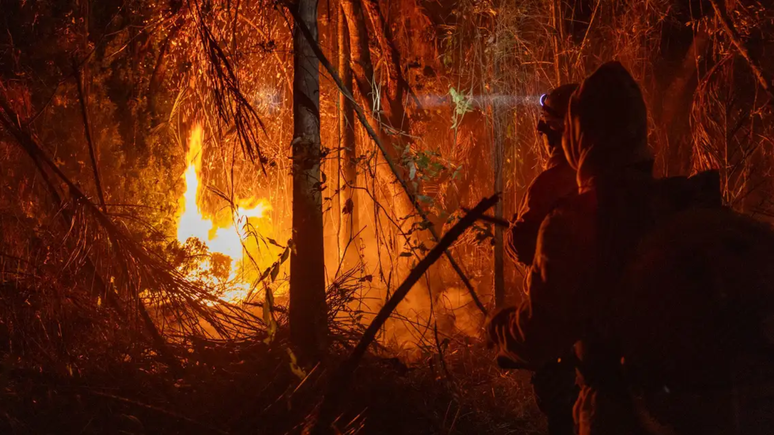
[550,0,563,84]
[661,31,710,176]
[492,24,505,308]
[289,0,328,362]
[338,7,358,264]
[492,123,505,307]
[340,0,376,118]
[340,0,413,249]
[361,0,406,129]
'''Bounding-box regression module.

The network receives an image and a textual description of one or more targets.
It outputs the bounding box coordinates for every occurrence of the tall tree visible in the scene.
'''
[492,4,508,307]
[340,0,412,221]
[492,6,506,307]
[289,0,328,362]
[338,7,358,264]
[492,98,505,308]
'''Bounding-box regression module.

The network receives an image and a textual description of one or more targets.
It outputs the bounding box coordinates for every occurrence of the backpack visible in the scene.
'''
[617,171,774,435]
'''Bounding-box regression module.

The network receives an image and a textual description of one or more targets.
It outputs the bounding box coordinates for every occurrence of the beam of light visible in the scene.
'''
[416,93,544,110]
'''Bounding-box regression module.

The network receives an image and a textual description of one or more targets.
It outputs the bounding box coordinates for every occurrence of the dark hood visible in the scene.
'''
[562,61,653,188]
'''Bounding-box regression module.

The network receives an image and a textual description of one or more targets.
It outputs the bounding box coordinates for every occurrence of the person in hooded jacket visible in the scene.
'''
[506,83,579,266]
[506,83,579,435]
[489,61,713,434]
[497,60,656,435]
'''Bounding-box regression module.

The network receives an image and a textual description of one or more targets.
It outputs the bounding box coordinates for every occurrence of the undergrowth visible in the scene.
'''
[0,313,543,435]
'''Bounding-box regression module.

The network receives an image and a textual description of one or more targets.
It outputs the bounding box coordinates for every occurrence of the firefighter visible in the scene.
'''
[506,83,580,435]
[490,61,658,434]
[506,83,579,266]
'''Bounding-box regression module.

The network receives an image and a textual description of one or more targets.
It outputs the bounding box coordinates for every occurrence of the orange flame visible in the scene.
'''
[177,124,274,304]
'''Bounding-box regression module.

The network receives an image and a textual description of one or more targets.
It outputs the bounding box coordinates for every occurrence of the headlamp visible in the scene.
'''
[539,93,548,107]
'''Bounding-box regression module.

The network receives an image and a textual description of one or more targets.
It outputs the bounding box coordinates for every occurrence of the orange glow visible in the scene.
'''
[177,124,275,304]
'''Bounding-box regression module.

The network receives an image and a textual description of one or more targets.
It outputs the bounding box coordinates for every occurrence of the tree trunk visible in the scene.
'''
[338,7,358,264]
[550,0,564,84]
[492,115,505,308]
[361,0,406,129]
[290,0,328,362]
[661,31,710,176]
[340,0,376,118]
[492,32,506,308]
[340,0,414,261]
[340,0,413,228]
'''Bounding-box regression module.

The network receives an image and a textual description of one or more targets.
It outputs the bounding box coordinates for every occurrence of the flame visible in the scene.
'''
[176,124,274,304]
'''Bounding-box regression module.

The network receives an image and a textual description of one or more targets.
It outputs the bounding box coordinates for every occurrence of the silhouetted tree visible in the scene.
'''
[289,0,328,362]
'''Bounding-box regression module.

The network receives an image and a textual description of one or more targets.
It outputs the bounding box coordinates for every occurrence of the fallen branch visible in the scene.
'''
[284,3,489,316]
[709,0,774,104]
[311,194,500,434]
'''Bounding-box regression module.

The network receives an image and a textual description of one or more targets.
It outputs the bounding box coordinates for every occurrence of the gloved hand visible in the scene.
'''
[485,307,528,369]
[486,306,517,346]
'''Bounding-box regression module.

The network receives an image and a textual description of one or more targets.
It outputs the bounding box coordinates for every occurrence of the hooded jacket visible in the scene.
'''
[563,61,653,190]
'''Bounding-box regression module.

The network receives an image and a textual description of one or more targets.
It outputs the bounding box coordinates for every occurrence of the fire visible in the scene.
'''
[177,124,274,304]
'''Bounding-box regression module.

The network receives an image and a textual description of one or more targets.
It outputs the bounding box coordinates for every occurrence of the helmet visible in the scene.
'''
[540,84,579,119]
[537,83,579,149]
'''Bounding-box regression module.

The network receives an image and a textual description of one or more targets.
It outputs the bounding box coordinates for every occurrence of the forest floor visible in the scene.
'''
[0,335,545,434]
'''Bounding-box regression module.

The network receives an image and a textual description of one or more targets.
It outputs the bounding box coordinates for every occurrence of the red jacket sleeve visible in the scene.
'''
[507,163,577,266]
[492,196,596,370]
